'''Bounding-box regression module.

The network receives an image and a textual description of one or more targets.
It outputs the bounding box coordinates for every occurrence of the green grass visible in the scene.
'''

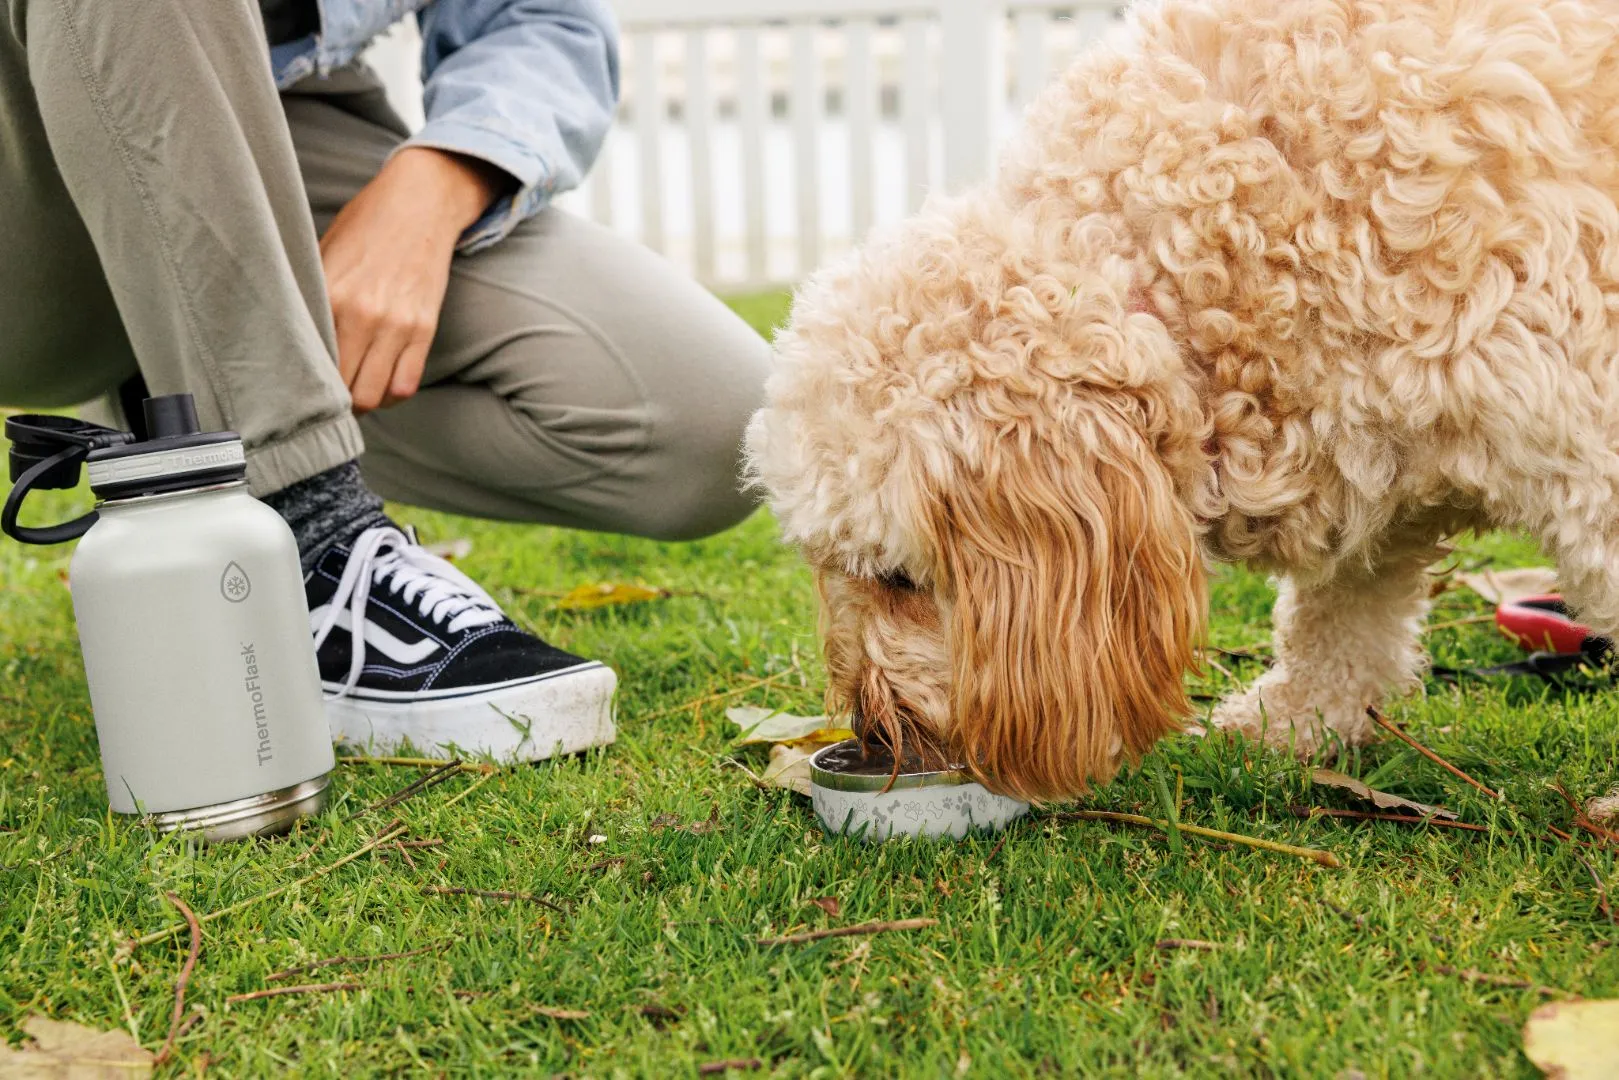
[3,297,1617,1078]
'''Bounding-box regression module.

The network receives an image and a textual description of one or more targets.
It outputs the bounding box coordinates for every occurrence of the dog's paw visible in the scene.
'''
[1209,669,1377,757]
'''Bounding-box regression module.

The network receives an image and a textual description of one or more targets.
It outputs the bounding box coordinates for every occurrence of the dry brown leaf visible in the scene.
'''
[808,896,842,917]
[1310,769,1459,820]
[1456,567,1558,606]
[761,743,815,796]
[0,1016,154,1077]
[554,582,669,611]
[532,1006,590,1021]
[1585,791,1619,824]
[1522,999,1619,1079]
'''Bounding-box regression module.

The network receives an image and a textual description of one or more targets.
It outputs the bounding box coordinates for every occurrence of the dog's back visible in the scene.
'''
[1001,0,1619,572]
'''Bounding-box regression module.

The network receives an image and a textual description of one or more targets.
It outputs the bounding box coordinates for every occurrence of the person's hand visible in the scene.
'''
[320,147,511,412]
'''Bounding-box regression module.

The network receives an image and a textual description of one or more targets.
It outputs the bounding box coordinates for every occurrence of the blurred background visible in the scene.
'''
[365,1,1126,293]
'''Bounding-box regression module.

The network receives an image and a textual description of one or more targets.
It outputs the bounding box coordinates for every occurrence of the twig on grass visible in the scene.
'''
[1568,848,1618,927]
[267,942,449,983]
[338,755,495,773]
[640,666,800,723]
[124,824,409,952]
[1551,782,1619,847]
[981,830,1010,868]
[225,982,362,1005]
[421,885,566,915]
[757,918,937,946]
[285,832,329,870]
[392,842,418,871]
[344,759,466,822]
[699,1059,763,1075]
[1368,709,1502,801]
[436,771,495,811]
[1047,811,1341,868]
[153,893,201,1066]
[1156,939,1222,951]
[1321,898,1366,928]
[1420,962,1572,998]
[1288,806,1491,832]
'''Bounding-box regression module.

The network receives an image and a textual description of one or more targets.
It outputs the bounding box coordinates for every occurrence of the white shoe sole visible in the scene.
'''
[324,662,617,763]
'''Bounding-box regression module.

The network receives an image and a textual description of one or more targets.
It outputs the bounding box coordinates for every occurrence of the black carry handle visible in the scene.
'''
[2,415,135,545]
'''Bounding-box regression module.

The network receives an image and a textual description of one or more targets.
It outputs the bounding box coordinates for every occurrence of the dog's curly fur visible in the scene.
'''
[746,0,1619,802]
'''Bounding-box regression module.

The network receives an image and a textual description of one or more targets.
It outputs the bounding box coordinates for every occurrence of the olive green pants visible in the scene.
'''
[0,0,770,540]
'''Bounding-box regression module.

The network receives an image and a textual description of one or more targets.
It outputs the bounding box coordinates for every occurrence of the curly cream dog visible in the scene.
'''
[745,0,1619,802]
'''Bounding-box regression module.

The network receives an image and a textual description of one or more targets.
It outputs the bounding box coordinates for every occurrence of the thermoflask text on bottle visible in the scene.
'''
[3,395,334,841]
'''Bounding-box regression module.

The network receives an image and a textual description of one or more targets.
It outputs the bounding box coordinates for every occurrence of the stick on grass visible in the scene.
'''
[268,942,448,983]
[225,982,362,1005]
[1421,962,1572,998]
[344,759,466,822]
[1288,806,1491,832]
[1369,709,1502,800]
[152,892,201,1065]
[698,1059,763,1075]
[757,918,937,946]
[125,824,409,952]
[421,885,566,915]
[640,666,799,723]
[1049,811,1341,868]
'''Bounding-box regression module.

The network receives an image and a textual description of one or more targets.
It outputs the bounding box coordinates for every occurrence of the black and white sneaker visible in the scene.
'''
[306,525,616,762]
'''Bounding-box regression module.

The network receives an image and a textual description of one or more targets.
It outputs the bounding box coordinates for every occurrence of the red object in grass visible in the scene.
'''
[1494,595,1596,655]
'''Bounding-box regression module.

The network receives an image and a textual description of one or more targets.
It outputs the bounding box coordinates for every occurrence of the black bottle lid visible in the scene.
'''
[86,394,245,500]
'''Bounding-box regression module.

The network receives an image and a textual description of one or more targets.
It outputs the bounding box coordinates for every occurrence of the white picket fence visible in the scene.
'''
[367,1,1125,290]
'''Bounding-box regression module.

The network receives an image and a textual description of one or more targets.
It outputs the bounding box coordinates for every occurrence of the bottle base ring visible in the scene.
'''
[137,774,331,843]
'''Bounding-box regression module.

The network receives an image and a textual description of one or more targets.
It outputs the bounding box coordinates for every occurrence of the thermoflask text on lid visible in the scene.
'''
[3,395,335,841]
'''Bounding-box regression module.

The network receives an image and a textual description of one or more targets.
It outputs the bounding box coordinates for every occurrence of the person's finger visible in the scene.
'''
[348,323,413,413]
[382,337,433,407]
[331,287,381,389]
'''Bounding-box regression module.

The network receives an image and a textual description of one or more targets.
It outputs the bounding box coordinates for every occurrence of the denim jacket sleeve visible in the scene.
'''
[407,0,620,253]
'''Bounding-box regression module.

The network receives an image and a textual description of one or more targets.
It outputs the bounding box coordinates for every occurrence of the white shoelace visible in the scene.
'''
[311,525,506,699]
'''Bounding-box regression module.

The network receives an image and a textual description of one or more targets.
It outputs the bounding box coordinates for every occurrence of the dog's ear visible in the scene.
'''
[938,404,1206,803]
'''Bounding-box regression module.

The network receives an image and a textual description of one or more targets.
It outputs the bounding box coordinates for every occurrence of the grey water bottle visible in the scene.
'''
[3,395,333,841]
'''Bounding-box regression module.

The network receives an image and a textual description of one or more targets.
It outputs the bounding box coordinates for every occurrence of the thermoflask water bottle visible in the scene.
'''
[3,395,334,841]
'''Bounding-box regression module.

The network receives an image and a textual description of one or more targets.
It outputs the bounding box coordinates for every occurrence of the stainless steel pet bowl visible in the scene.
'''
[808,739,1028,841]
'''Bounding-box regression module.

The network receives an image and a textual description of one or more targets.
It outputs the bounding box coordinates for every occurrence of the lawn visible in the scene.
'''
[2,293,1616,1079]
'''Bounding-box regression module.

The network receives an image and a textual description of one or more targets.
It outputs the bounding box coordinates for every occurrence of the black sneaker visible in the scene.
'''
[306,525,616,762]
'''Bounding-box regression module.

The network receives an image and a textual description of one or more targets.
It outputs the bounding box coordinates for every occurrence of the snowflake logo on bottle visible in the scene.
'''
[220,561,252,603]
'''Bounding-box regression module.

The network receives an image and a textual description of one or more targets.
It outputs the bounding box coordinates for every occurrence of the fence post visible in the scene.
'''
[937,0,1005,191]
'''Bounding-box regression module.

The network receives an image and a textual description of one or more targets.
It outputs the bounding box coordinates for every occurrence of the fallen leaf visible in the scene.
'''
[808,896,841,917]
[1585,791,1619,824]
[761,743,815,796]
[726,706,829,745]
[1310,769,1459,820]
[0,1016,153,1077]
[1456,567,1558,606]
[533,1006,590,1021]
[1522,999,1619,1079]
[554,583,669,611]
[424,538,472,562]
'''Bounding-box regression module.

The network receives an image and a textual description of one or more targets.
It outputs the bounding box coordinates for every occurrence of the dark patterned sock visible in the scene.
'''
[261,461,390,572]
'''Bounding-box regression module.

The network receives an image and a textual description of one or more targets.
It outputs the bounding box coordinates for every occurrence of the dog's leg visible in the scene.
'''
[1209,546,1439,755]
